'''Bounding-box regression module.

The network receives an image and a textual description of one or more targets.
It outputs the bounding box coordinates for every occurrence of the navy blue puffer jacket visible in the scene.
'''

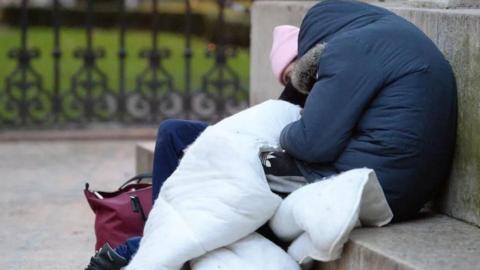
[279,0,457,221]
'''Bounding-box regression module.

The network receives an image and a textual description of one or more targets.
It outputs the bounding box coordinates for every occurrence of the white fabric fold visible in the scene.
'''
[269,168,393,265]
[190,233,300,270]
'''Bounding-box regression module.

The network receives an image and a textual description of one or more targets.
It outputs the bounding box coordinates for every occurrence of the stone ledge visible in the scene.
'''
[135,142,155,174]
[317,215,480,270]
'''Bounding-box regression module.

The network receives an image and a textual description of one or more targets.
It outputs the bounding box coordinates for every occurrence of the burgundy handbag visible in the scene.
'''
[84,173,153,251]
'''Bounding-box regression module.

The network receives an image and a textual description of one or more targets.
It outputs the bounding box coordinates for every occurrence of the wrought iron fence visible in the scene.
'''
[0,0,249,128]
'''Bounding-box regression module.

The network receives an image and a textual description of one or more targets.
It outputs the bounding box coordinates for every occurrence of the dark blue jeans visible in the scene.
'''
[150,119,209,201]
[115,119,208,260]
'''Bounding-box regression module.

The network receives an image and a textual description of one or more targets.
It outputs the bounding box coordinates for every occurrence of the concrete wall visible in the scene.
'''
[389,7,480,227]
[409,0,480,8]
[250,1,480,226]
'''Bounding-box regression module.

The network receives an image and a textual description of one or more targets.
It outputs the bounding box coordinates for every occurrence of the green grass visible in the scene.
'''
[0,26,250,96]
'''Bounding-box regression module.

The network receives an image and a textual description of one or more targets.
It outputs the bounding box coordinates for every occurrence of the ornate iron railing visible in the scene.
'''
[0,0,249,128]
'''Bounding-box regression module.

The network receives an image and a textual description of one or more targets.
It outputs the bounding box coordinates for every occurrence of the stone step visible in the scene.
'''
[317,215,480,270]
[135,142,480,270]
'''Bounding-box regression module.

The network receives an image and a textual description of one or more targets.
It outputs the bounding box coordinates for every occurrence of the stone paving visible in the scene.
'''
[0,140,143,270]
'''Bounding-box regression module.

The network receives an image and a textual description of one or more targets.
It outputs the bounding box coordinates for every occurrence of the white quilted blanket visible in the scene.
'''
[126,100,393,270]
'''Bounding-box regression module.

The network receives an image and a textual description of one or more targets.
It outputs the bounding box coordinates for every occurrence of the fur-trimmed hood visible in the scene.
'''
[297,0,391,56]
[290,0,392,94]
[290,0,392,95]
[290,43,326,95]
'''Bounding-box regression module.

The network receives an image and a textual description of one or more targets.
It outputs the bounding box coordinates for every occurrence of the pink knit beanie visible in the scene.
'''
[270,25,300,84]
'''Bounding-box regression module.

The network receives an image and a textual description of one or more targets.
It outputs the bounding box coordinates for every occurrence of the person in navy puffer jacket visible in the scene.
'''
[280,0,457,222]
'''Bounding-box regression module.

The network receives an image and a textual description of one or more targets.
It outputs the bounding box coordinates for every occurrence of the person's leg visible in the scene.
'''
[151,119,209,201]
[114,236,142,262]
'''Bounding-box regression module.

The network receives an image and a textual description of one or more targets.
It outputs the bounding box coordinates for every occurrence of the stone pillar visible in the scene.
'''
[250,1,316,105]
[388,6,480,227]
[409,0,480,8]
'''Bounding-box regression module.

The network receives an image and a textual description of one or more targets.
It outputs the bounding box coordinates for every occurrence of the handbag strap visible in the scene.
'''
[119,173,153,190]
[130,195,147,221]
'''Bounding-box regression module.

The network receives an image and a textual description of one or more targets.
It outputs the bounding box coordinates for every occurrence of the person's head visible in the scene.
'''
[269,25,299,86]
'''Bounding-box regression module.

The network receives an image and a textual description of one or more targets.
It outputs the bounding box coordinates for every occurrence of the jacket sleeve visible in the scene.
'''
[280,38,384,163]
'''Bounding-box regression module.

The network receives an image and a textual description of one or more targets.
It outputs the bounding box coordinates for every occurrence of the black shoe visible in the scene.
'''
[260,150,306,197]
[260,150,302,177]
[85,243,128,270]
